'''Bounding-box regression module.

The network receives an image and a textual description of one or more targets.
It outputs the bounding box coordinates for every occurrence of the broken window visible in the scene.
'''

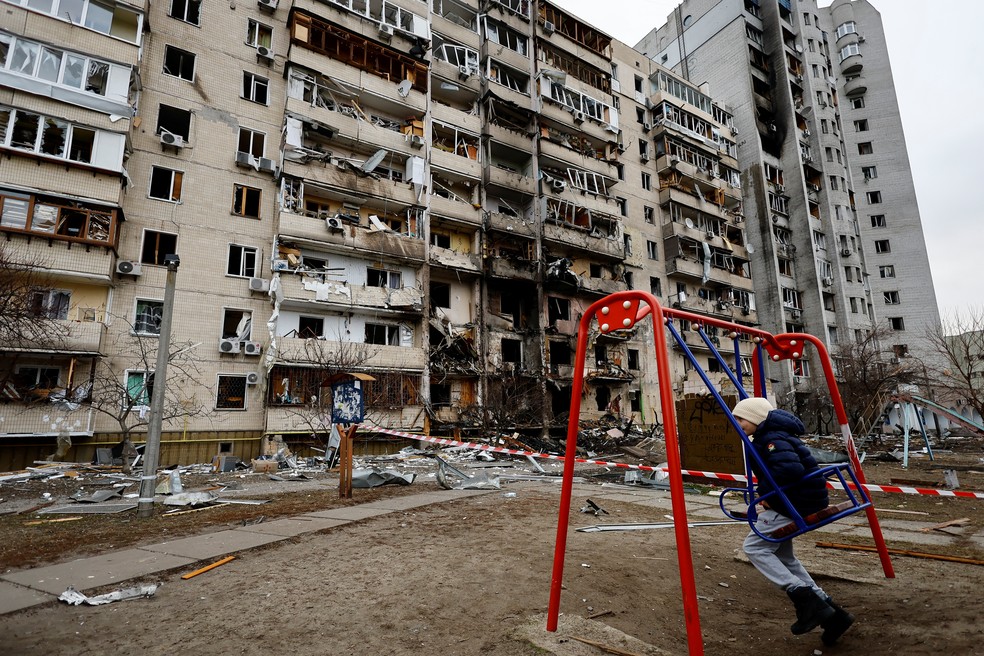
[483,17,527,55]
[247,19,273,48]
[291,12,428,93]
[858,141,873,155]
[157,104,191,140]
[649,276,662,297]
[365,323,399,345]
[30,289,71,320]
[10,110,40,150]
[297,315,324,338]
[126,371,154,406]
[879,265,895,278]
[889,317,905,331]
[866,191,882,204]
[222,308,252,341]
[40,117,68,157]
[169,0,200,24]
[488,60,529,94]
[242,71,269,104]
[430,281,451,309]
[430,382,451,406]
[501,338,522,364]
[69,127,95,163]
[549,341,572,370]
[430,231,451,249]
[163,45,196,81]
[547,296,570,323]
[647,241,658,260]
[884,291,901,305]
[0,189,118,244]
[16,366,61,392]
[874,239,890,254]
[870,214,886,228]
[233,184,262,218]
[238,127,265,158]
[227,244,258,277]
[141,230,177,265]
[149,166,183,202]
[781,287,801,310]
[594,386,610,412]
[216,375,248,410]
[367,267,402,288]
[134,299,164,335]
[644,206,655,224]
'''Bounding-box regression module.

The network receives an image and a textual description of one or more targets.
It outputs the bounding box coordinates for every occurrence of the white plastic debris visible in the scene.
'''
[59,584,159,606]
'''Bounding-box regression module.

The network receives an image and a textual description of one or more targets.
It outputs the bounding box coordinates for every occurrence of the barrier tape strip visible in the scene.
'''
[361,424,984,500]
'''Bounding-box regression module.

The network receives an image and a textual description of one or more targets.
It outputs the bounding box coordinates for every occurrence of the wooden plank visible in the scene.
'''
[181,556,236,580]
[816,541,984,566]
[920,517,970,533]
[24,517,82,525]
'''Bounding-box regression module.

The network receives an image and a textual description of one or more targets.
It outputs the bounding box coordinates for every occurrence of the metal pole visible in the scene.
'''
[137,255,180,518]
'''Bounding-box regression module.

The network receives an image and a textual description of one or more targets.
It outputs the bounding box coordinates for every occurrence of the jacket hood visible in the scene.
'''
[756,408,806,436]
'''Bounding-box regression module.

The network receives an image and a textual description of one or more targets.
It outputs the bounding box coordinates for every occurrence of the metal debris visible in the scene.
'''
[351,468,415,488]
[580,499,609,516]
[59,583,159,606]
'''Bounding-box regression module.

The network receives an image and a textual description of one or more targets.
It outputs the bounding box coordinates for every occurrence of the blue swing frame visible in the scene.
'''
[663,318,872,543]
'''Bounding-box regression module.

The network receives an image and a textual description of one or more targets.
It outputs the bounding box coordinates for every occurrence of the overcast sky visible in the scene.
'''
[555,0,980,323]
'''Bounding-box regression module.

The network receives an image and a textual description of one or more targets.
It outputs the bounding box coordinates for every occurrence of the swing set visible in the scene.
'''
[546,290,895,656]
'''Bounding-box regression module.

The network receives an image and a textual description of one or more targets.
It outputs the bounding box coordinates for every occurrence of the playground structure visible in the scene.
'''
[547,290,895,656]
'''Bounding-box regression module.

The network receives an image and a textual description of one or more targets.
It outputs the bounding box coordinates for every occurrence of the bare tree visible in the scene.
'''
[88,314,211,465]
[0,241,70,388]
[924,307,984,421]
[271,338,372,454]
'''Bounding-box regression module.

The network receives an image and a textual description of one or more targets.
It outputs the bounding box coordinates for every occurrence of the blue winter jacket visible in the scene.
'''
[750,409,829,518]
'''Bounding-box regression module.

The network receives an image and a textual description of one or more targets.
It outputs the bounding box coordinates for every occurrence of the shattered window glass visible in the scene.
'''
[62,54,85,88]
[38,47,63,82]
[40,117,68,157]
[134,300,164,335]
[30,204,58,233]
[10,110,40,150]
[86,61,109,95]
[0,107,8,145]
[56,208,86,238]
[11,40,40,76]
[216,375,247,410]
[87,211,111,242]
[0,35,12,69]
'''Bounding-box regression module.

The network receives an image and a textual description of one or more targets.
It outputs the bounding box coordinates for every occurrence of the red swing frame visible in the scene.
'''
[545,290,894,656]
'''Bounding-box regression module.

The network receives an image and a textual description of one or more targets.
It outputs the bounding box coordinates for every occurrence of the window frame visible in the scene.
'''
[148,166,183,202]
[133,298,164,335]
[232,183,262,218]
[216,374,248,410]
[140,229,178,266]
[169,0,201,26]
[124,370,154,407]
[162,44,196,82]
[227,243,258,278]
[242,71,270,105]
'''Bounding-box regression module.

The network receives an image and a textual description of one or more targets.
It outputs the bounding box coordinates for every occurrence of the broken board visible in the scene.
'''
[675,393,744,475]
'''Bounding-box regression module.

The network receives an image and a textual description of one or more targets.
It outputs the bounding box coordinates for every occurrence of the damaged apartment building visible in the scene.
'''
[0,0,759,467]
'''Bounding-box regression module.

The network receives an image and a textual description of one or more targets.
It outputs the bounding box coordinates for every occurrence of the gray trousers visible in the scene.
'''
[743,508,826,595]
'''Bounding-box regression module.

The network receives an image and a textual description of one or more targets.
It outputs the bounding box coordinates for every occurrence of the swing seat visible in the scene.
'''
[718,462,872,543]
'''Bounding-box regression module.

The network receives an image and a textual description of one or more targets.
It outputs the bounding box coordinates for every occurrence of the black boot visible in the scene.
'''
[787,586,835,635]
[820,597,855,646]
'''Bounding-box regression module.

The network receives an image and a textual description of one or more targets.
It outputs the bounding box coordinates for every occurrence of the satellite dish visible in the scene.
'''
[684,218,695,229]
[396,80,412,98]
[361,149,387,173]
[746,243,755,254]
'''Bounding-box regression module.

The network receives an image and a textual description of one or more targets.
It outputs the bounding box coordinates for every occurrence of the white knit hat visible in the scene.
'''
[732,397,774,426]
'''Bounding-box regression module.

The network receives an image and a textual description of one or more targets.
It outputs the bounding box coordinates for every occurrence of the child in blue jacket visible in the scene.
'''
[732,396,854,645]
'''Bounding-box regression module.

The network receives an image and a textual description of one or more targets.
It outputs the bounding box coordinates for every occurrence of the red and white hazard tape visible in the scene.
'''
[360,425,984,500]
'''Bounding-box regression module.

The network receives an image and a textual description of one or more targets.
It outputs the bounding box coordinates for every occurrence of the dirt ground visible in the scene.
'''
[1,438,983,656]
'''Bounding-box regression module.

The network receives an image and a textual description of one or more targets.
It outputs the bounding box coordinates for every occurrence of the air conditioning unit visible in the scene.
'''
[116,260,142,276]
[803,129,811,136]
[840,248,852,257]
[249,277,269,292]
[219,338,241,354]
[378,24,394,40]
[822,276,833,287]
[243,341,262,356]
[326,215,345,231]
[160,131,185,148]
[791,309,802,320]
[551,179,567,192]
[458,65,471,80]
[272,259,290,271]
[256,45,274,62]
[257,0,277,11]
[616,142,626,153]
[643,121,653,132]
[246,371,261,385]
[409,134,424,149]
[235,151,256,168]
[258,157,277,173]
[572,111,585,123]
[543,20,555,35]
[705,231,715,240]
[640,153,650,163]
